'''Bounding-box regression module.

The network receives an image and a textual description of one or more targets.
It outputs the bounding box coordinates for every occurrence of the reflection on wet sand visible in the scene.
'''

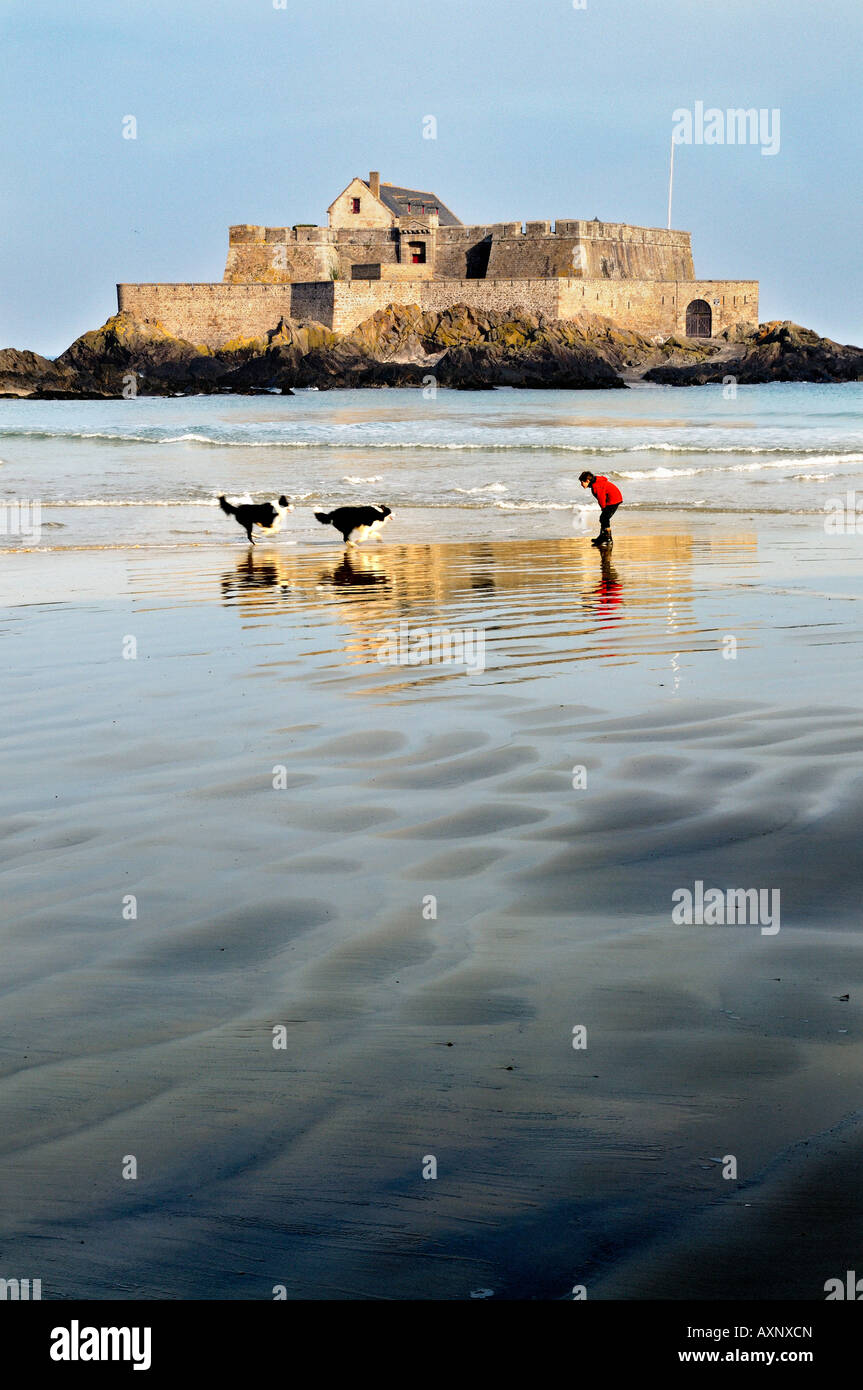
[317,549,390,589]
[220,548,293,601]
[209,533,757,685]
[8,523,858,1303]
[587,549,623,617]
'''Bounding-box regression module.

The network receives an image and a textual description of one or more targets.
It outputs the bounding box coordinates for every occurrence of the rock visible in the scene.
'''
[643,321,863,385]
[53,313,214,394]
[435,340,622,389]
[0,348,78,397]
[4,309,860,397]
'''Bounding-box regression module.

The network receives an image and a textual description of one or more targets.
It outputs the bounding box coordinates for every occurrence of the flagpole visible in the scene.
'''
[667,129,675,230]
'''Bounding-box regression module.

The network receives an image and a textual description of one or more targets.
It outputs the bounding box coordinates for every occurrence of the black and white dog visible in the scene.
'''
[314,500,391,542]
[218,494,293,544]
[314,505,392,545]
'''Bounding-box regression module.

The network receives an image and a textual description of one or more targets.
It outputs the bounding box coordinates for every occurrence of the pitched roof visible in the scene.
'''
[374,183,462,226]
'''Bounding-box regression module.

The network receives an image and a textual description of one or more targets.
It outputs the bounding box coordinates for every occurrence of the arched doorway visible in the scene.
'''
[686,299,712,338]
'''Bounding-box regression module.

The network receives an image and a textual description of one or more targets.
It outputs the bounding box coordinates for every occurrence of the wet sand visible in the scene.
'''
[2,521,863,1299]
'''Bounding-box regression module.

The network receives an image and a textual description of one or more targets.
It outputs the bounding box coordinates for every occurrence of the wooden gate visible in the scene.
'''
[686,299,712,338]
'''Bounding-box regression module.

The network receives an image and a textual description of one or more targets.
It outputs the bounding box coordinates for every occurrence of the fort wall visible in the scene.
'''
[558,278,758,337]
[485,222,694,281]
[329,277,564,332]
[117,283,306,346]
[118,276,758,347]
[221,219,697,286]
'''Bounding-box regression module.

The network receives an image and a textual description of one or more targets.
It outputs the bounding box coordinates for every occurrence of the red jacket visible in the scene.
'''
[591,475,622,508]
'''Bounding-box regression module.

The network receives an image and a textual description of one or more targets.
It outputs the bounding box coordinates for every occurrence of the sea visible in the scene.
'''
[1,381,862,551]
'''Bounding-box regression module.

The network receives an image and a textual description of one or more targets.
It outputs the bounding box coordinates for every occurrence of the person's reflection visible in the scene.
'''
[318,550,389,589]
[220,548,290,602]
[587,548,623,620]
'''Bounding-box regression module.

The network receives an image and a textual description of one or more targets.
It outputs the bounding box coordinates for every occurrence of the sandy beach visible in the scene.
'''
[2,511,863,1299]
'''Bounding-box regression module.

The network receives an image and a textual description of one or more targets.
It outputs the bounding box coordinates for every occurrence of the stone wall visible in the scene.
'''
[422,225,497,279]
[116,283,316,347]
[558,278,758,335]
[222,218,697,285]
[486,222,694,282]
[224,225,339,284]
[334,228,401,277]
[674,281,759,336]
[329,278,564,332]
[117,274,759,348]
[349,263,434,282]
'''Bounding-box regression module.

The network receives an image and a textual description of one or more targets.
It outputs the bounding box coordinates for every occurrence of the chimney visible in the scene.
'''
[369,171,381,199]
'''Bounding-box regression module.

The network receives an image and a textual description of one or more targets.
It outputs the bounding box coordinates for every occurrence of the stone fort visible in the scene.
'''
[117,171,758,348]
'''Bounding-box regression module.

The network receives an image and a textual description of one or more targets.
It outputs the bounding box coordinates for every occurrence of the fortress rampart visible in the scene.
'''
[221,219,696,285]
[117,173,758,347]
[117,276,758,347]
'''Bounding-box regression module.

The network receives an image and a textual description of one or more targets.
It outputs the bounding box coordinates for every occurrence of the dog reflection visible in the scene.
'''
[221,548,291,602]
[318,550,390,589]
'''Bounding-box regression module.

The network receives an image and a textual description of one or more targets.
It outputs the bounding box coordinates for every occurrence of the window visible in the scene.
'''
[350,197,361,214]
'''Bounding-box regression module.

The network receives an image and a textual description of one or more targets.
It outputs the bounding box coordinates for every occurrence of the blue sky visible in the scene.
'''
[2,0,860,355]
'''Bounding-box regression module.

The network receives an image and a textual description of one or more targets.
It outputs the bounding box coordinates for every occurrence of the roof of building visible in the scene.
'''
[374,183,462,226]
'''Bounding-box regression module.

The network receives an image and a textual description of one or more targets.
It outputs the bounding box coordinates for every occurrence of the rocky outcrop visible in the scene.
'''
[643,321,863,385]
[0,348,80,397]
[2,310,861,396]
[54,314,225,394]
[304,305,624,388]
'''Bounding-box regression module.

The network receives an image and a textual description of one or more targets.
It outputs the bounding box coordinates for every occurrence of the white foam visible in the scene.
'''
[494,500,573,511]
[42,498,218,507]
[615,466,704,479]
[454,483,509,494]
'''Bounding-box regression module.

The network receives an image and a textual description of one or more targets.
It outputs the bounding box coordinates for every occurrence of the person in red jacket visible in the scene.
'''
[579,471,623,547]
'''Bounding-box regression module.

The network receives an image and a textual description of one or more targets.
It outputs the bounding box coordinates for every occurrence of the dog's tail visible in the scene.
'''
[314,511,333,526]
[218,495,237,518]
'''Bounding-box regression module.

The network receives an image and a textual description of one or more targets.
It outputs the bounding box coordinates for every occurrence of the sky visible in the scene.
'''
[1,0,861,355]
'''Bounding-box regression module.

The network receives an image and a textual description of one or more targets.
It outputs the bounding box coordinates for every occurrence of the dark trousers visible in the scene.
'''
[598,502,620,535]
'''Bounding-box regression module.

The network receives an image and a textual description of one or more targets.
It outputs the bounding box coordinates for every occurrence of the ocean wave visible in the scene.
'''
[454,483,509,494]
[615,466,704,479]
[493,500,575,511]
[613,454,863,478]
[41,498,220,507]
[160,433,227,444]
[343,475,383,483]
[2,424,863,460]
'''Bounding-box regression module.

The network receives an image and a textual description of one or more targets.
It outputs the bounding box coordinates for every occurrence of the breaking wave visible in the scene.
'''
[454,483,509,494]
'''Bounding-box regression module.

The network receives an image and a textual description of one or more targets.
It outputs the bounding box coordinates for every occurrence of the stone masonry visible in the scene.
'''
[117,172,758,347]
